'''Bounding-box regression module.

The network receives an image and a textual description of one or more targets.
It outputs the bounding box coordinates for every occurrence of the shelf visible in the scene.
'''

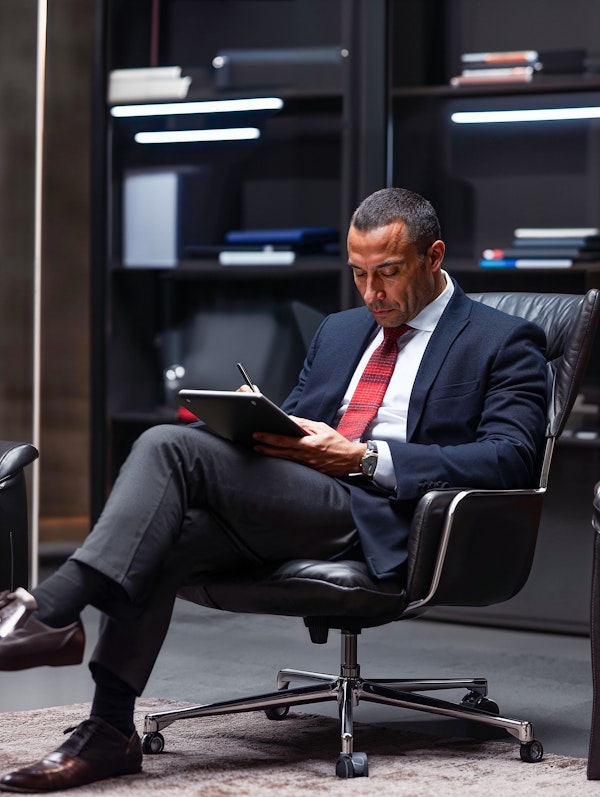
[110,95,344,134]
[445,258,600,273]
[92,0,373,514]
[391,78,600,262]
[559,431,600,447]
[391,73,600,100]
[109,84,346,109]
[444,260,600,297]
[111,255,344,279]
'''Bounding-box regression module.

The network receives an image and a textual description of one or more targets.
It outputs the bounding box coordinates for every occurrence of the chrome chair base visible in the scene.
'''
[142,630,544,776]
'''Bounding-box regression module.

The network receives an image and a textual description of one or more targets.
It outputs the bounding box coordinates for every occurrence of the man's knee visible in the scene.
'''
[133,423,186,450]
[129,423,203,463]
[126,424,233,482]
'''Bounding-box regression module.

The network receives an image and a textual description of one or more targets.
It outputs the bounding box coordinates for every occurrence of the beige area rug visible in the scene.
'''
[0,699,595,796]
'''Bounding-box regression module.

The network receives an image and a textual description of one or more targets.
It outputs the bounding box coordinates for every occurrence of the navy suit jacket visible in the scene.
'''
[281,281,548,579]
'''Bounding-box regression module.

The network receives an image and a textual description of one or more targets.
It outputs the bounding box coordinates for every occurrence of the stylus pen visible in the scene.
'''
[236,361,260,393]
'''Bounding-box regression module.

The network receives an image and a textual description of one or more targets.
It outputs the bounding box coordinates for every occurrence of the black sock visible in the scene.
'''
[90,663,137,738]
[32,560,124,628]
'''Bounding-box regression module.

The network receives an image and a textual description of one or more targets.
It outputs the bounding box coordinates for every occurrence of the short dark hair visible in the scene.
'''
[350,187,441,255]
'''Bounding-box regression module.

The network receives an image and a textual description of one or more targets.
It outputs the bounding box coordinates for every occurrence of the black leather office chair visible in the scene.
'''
[0,442,38,591]
[142,290,600,778]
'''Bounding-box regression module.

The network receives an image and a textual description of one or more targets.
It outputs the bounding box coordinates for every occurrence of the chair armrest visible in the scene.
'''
[406,489,462,601]
[406,487,544,608]
[594,481,600,533]
[0,442,39,482]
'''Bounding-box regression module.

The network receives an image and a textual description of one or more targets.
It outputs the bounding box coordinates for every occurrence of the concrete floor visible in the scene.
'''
[0,595,593,761]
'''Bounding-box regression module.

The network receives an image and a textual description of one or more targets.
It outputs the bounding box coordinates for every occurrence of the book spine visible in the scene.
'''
[219,251,295,266]
[110,66,184,80]
[514,227,600,238]
[483,247,583,259]
[450,69,533,87]
[461,66,534,78]
[461,50,539,65]
[479,258,573,269]
[512,238,600,249]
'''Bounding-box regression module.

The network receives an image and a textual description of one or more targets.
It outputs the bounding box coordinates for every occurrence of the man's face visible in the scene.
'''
[347,221,446,328]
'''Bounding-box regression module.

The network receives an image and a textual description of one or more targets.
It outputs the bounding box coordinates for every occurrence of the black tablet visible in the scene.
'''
[177,389,306,446]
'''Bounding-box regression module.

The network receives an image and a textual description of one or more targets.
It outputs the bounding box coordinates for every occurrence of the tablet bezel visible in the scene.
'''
[177,389,306,446]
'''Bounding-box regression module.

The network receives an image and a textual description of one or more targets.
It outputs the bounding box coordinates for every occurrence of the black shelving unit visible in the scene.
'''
[91,0,600,632]
[90,0,388,517]
[386,0,600,633]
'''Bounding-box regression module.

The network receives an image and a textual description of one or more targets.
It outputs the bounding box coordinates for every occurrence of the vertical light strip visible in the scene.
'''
[31,0,48,587]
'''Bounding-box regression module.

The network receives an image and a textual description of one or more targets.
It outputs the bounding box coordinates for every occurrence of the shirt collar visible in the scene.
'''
[407,270,454,333]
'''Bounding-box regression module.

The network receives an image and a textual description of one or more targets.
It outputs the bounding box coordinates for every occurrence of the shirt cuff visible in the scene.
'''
[373,440,397,492]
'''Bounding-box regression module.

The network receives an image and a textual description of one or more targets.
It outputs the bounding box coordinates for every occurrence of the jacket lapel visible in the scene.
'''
[406,285,472,440]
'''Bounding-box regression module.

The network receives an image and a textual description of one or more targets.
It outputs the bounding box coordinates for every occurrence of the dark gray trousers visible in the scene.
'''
[71,424,358,694]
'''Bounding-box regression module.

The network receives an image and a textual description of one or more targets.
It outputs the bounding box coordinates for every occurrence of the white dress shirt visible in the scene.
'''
[337,271,455,491]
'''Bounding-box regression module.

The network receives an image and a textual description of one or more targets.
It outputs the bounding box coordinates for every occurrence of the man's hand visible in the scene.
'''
[253,417,367,477]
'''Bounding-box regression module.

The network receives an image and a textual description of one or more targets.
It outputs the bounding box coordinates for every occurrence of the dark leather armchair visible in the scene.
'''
[0,442,39,590]
[142,290,600,778]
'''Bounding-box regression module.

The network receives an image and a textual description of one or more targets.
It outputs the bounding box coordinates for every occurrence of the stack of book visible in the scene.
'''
[108,67,192,103]
[480,228,600,269]
[449,48,587,87]
[185,226,340,267]
[450,50,540,87]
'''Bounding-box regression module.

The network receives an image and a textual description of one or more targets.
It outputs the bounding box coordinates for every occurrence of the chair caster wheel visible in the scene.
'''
[520,740,544,762]
[141,732,165,754]
[460,692,499,714]
[264,706,290,720]
[335,752,369,778]
[461,692,506,740]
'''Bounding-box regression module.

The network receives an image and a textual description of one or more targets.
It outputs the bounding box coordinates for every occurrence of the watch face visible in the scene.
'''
[361,452,377,477]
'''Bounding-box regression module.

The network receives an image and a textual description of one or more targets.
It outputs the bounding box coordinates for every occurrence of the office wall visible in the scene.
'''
[0,2,36,441]
[0,1,94,537]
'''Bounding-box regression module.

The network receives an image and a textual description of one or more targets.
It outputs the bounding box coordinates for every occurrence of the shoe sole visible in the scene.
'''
[0,765,142,792]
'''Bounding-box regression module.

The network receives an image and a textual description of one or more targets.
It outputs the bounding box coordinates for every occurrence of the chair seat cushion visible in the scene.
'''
[178,559,406,628]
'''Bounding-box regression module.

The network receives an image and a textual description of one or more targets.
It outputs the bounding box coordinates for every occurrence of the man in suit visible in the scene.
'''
[0,187,548,791]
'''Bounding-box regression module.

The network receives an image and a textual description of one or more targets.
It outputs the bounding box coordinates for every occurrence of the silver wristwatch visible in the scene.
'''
[359,440,378,479]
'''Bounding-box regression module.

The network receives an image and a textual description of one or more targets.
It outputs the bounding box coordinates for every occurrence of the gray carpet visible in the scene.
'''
[0,700,594,795]
[0,601,594,760]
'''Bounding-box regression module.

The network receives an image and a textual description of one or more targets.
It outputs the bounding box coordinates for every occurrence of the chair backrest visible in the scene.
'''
[467,290,600,440]
[405,289,600,610]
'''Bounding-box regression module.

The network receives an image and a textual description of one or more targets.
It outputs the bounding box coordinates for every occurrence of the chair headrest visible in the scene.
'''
[468,290,600,437]
[468,292,588,360]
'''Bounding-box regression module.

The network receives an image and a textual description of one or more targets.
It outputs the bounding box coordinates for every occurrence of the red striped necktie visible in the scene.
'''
[336,324,411,441]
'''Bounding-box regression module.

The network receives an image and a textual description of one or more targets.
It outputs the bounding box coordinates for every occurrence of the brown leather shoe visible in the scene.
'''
[0,717,142,792]
[0,614,85,671]
[0,588,38,638]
